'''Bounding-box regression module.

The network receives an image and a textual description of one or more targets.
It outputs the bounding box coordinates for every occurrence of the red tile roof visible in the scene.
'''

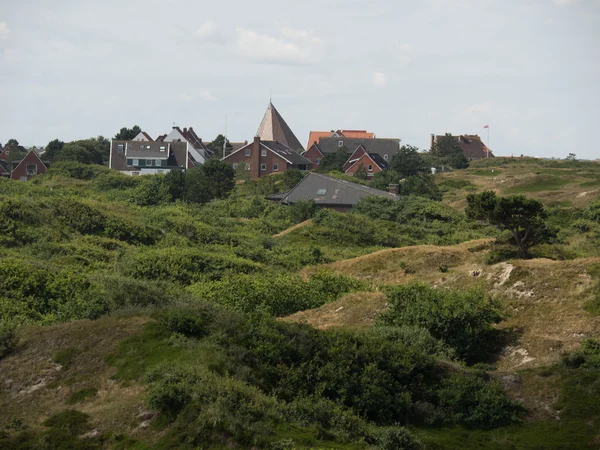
[306,129,375,149]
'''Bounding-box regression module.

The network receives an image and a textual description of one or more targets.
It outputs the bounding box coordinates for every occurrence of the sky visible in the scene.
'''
[1,0,599,159]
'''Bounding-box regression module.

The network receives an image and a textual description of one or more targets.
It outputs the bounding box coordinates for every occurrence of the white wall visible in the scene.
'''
[132,132,150,141]
[163,129,205,164]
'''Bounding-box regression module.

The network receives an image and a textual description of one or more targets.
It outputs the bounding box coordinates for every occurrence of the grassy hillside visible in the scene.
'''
[1,159,599,449]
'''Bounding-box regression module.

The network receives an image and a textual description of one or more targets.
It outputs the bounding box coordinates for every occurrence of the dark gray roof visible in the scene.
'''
[281,172,396,206]
[0,160,9,175]
[110,140,188,170]
[256,102,305,152]
[318,137,400,158]
[368,153,389,170]
[261,141,312,166]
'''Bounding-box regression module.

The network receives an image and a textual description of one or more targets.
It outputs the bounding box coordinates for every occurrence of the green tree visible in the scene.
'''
[207,134,233,159]
[201,159,235,199]
[390,145,428,178]
[281,168,304,191]
[44,139,65,162]
[430,134,469,169]
[114,125,142,141]
[401,173,442,201]
[355,164,369,180]
[164,169,186,201]
[466,191,556,257]
[371,170,401,191]
[320,148,349,172]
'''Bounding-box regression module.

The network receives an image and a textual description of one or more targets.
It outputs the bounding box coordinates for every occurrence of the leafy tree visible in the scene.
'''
[44,139,65,162]
[114,125,142,141]
[431,134,462,158]
[390,145,428,178]
[281,168,304,191]
[466,191,556,257]
[207,134,233,159]
[184,160,235,204]
[55,143,102,165]
[401,173,442,201]
[5,139,23,150]
[566,153,577,161]
[355,164,369,180]
[164,169,186,201]
[371,170,401,191]
[320,148,349,172]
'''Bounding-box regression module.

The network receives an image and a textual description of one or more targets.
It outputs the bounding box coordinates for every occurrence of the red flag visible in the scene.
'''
[484,125,489,129]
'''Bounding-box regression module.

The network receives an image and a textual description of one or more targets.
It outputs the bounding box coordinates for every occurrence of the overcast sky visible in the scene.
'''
[1,0,599,159]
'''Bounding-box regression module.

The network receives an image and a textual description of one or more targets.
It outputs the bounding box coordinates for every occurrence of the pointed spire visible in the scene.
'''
[256,100,304,151]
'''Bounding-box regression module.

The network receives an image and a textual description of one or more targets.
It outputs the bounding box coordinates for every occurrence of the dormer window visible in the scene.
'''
[140,144,144,150]
[338,141,343,147]
[159,146,166,152]
[117,144,124,152]
[146,145,151,149]
[383,154,388,160]
[316,188,327,195]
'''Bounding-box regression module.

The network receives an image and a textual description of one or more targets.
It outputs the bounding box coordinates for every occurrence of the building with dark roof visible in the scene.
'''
[109,140,190,175]
[318,137,400,162]
[256,102,305,152]
[430,134,494,160]
[269,172,397,212]
[306,129,375,149]
[222,137,312,180]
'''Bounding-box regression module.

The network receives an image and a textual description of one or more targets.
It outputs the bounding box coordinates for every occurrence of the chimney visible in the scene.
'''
[388,184,399,195]
[250,136,260,180]
[430,134,435,151]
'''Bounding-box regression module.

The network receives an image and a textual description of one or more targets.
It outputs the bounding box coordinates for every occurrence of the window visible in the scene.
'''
[383,154,388,160]
[338,141,343,147]
[261,149,267,157]
[132,159,139,166]
[159,145,166,152]
[273,163,279,171]
[146,145,151,149]
[245,148,251,156]
[367,165,373,171]
[140,144,144,150]
[260,163,266,171]
[127,159,133,166]
[233,163,238,169]
[316,159,321,165]
[26,164,37,175]
[245,163,250,170]
[117,144,124,152]
[147,160,153,166]
[316,188,327,195]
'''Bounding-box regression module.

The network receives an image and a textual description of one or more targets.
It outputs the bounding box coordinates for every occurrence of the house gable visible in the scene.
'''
[10,150,47,181]
[345,153,383,178]
[302,143,324,165]
[343,145,368,171]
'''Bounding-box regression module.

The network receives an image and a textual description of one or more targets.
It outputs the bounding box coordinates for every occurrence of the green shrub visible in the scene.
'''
[583,200,600,223]
[436,374,525,429]
[562,338,600,369]
[368,326,456,360]
[377,283,503,362]
[47,161,109,180]
[93,171,138,190]
[158,309,212,337]
[51,199,106,234]
[131,175,170,206]
[375,427,422,450]
[0,321,18,359]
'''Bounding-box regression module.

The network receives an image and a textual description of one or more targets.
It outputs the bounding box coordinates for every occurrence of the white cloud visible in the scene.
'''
[195,21,228,44]
[373,72,387,87]
[553,0,577,4]
[235,27,324,64]
[0,23,9,40]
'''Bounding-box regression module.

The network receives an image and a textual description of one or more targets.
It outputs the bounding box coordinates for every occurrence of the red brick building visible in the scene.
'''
[301,143,324,167]
[8,150,48,181]
[222,137,312,180]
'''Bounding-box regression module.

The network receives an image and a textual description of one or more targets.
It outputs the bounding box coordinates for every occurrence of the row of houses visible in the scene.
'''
[107,99,494,180]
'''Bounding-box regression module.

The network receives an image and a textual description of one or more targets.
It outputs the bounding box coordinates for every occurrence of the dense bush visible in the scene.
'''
[188,270,368,316]
[46,161,109,180]
[375,427,422,450]
[583,200,600,223]
[377,283,503,362]
[51,199,107,234]
[562,338,600,369]
[0,320,18,359]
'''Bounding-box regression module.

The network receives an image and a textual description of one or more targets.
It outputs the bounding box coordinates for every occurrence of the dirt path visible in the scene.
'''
[273,219,313,238]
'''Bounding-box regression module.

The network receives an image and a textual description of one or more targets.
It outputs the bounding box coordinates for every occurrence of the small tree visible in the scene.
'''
[114,125,142,141]
[355,164,369,180]
[202,159,235,199]
[401,173,442,201]
[164,169,186,201]
[566,153,577,161]
[466,191,556,258]
[44,139,65,162]
[390,144,428,178]
[320,148,349,172]
[281,168,304,191]
[371,170,400,191]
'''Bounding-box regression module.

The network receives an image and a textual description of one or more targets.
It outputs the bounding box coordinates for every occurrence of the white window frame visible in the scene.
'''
[245,148,251,156]
[26,164,37,175]
[316,159,321,165]
[261,149,267,157]
[316,188,327,195]
[367,165,373,172]
[260,163,266,171]
[338,141,344,147]
[273,163,279,171]
[133,159,139,166]
[147,159,153,166]
[383,154,388,160]
[117,144,124,152]
[159,145,166,152]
